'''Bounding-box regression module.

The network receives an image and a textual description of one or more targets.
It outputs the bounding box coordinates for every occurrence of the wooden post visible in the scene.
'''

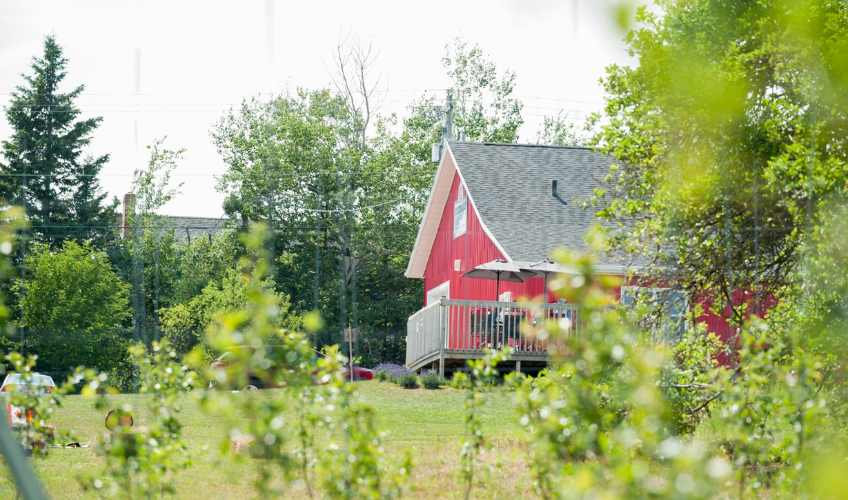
[516,360,521,374]
[438,298,446,378]
[344,327,356,382]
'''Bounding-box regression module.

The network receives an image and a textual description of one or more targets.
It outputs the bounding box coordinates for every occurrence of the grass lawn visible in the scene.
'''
[0,382,534,499]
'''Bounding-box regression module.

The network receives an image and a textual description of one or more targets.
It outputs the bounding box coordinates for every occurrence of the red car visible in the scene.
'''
[210,346,373,390]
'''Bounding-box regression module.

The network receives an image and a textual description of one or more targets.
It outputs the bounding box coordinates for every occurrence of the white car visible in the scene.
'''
[0,374,55,396]
[1,374,55,426]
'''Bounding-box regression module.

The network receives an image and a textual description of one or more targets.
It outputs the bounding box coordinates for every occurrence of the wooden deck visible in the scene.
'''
[405,299,584,375]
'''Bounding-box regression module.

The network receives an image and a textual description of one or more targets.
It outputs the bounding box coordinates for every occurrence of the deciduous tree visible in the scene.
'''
[14,240,131,372]
[589,1,848,322]
[443,37,524,143]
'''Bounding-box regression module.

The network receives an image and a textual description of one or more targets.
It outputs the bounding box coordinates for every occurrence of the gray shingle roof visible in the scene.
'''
[449,141,623,266]
[161,216,229,244]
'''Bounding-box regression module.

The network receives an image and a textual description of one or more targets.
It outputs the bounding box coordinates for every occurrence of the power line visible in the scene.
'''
[2,102,589,112]
[0,108,596,120]
[4,100,595,112]
[2,100,448,109]
[275,196,418,213]
[0,89,449,98]
[1,92,604,112]
[498,93,604,106]
[0,107,447,115]
[23,224,416,230]
[0,170,434,178]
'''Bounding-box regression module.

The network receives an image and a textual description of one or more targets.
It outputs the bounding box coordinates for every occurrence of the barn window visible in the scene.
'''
[620,286,687,338]
[454,189,467,238]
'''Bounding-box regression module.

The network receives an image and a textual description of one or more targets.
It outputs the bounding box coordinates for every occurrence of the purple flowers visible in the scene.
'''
[374,363,413,382]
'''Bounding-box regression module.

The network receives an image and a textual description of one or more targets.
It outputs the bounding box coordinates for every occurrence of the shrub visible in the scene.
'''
[420,369,444,390]
[373,363,413,382]
[396,373,419,389]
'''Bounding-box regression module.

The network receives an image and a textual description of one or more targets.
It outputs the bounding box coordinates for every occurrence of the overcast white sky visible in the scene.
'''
[0,0,633,217]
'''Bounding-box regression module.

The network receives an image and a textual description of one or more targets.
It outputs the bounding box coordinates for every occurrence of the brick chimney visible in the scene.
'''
[122,192,136,238]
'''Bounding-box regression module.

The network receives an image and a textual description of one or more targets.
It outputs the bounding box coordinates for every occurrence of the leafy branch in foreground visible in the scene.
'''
[85,340,196,499]
[192,223,410,499]
[1,353,78,456]
[589,1,848,323]
[318,345,412,500]
[452,347,510,500]
[516,249,729,500]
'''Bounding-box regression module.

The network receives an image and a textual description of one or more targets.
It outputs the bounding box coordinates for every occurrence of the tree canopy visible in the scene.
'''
[161,266,294,356]
[590,0,848,321]
[442,37,524,143]
[0,35,117,247]
[16,240,130,332]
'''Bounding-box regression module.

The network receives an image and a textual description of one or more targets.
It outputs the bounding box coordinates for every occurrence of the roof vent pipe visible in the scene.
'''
[552,180,567,205]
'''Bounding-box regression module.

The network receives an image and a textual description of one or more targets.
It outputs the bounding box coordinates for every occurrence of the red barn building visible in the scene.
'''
[404,141,735,374]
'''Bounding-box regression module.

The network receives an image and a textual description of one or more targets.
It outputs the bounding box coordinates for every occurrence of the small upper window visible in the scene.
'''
[454,189,467,239]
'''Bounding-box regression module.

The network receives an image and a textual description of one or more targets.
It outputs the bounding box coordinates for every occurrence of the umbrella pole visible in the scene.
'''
[496,273,500,301]
[544,272,548,303]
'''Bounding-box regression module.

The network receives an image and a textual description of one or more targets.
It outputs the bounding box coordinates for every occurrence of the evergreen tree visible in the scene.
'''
[69,157,119,247]
[0,35,117,247]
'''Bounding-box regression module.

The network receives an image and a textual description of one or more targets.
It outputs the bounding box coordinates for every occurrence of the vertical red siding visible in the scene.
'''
[417,161,744,361]
[697,290,775,365]
[423,170,548,306]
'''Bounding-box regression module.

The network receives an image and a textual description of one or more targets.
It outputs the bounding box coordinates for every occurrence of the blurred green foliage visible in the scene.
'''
[11,240,133,376]
[590,0,848,323]
[160,266,295,358]
[190,224,411,499]
[517,250,730,500]
[452,347,510,500]
[84,339,196,499]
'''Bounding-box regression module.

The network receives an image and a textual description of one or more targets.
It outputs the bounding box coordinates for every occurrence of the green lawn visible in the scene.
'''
[0,383,534,499]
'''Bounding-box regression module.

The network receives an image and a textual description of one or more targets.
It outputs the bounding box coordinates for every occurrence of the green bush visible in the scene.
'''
[396,373,419,389]
[420,370,444,390]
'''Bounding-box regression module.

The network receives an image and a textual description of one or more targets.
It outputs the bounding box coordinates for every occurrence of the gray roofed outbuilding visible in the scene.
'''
[159,216,229,244]
[448,141,622,266]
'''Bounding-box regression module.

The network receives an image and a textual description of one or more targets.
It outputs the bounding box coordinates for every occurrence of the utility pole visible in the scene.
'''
[20,138,27,356]
[445,89,454,142]
[313,185,322,314]
[432,90,455,165]
[153,240,160,342]
[133,216,145,343]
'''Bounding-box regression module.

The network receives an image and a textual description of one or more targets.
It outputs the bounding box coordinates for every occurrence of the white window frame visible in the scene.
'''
[620,286,688,337]
[453,195,467,239]
[426,281,450,307]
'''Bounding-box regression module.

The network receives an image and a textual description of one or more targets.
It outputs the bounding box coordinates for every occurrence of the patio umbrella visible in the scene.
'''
[522,258,582,303]
[461,258,536,301]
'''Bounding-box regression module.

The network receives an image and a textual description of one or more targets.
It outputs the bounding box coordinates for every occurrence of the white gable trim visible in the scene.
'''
[593,264,635,276]
[405,148,458,279]
[453,164,512,263]
[405,144,515,279]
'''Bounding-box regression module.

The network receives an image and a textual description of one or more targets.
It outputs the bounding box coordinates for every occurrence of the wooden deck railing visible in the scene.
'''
[405,301,443,371]
[405,299,590,373]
